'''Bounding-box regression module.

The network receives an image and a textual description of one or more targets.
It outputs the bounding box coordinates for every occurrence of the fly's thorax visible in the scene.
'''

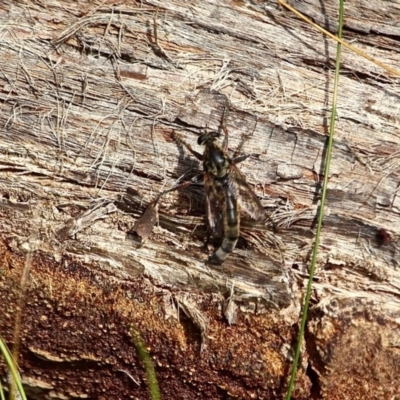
[203,144,230,178]
[198,131,230,178]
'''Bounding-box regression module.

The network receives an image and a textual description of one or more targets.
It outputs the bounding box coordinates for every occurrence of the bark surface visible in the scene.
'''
[1,0,400,399]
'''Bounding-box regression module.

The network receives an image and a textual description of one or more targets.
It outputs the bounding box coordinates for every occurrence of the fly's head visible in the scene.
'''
[197,131,220,146]
[198,131,230,178]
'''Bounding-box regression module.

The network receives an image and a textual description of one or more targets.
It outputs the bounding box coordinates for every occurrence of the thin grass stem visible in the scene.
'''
[285,0,345,398]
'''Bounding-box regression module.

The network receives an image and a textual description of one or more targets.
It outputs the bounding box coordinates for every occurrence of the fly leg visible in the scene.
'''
[132,173,203,240]
[232,153,260,165]
[232,113,258,158]
[219,105,230,152]
[156,172,203,200]
[232,154,251,165]
[172,131,203,161]
[134,130,205,241]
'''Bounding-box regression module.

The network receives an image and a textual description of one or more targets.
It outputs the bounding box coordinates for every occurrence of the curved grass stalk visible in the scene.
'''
[130,327,161,400]
[0,336,27,400]
[0,379,5,400]
[285,0,345,398]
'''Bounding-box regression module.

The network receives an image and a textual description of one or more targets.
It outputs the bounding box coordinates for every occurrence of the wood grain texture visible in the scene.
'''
[0,0,400,398]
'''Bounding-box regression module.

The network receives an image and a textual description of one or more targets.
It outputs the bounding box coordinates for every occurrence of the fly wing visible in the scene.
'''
[204,173,225,237]
[230,164,266,221]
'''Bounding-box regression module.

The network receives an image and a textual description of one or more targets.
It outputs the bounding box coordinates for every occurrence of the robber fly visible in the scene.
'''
[133,107,266,264]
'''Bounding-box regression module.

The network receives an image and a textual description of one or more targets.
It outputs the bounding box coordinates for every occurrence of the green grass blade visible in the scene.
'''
[0,378,6,400]
[0,336,27,400]
[285,0,345,398]
[130,327,161,400]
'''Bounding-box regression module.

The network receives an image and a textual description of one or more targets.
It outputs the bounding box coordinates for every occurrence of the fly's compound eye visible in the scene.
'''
[197,135,206,145]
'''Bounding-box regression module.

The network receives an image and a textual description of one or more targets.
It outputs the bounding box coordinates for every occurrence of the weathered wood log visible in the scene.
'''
[1,0,400,399]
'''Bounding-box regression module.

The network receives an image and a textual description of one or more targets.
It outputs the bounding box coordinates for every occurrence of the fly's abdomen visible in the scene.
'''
[209,191,240,264]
